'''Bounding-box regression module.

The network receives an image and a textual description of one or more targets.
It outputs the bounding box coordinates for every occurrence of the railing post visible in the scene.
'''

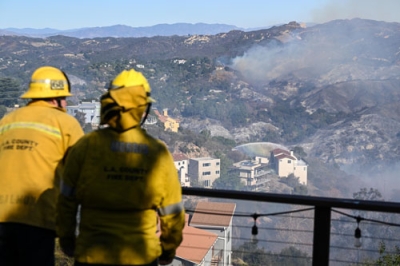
[312,206,331,266]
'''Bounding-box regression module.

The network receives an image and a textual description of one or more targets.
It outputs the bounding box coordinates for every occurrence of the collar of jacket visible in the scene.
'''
[27,100,67,113]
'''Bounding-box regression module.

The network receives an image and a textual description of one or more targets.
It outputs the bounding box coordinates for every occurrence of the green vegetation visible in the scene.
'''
[279,174,308,195]
[374,242,400,265]
[353,187,382,201]
[0,105,7,119]
[232,241,311,266]
[357,242,400,266]
[212,150,245,190]
[0,77,24,107]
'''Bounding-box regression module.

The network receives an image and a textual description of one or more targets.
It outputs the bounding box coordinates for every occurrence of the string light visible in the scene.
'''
[251,213,259,243]
[185,207,400,248]
[354,216,362,248]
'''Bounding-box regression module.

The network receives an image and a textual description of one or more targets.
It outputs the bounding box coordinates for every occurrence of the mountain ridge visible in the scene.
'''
[1,23,255,38]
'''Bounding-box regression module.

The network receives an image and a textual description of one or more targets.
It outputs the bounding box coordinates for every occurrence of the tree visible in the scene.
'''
[73,111,87,129]
[353,188,382,201]
[212,151,244,190]
[233,241,273,266]
[233,242,311,266]
[292,146,307,158]
[280,174,300,188]
[375,242,400,265]
[293,185,308,195]
[0,105,7,118]
[361,242,400,266]
[0,77,23,107]
[277,246,312,266]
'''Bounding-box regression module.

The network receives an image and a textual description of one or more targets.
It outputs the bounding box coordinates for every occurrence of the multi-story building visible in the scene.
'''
[174,214,219,266]
[188,157,220,188]
[270,148,308,185]
[232,158,270,186]
[66,100,100,128]
[189,201,236,266]
[173,153,190,187]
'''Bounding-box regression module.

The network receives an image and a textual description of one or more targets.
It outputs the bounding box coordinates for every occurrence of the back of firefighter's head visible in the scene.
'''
[100,69,155,130]
[20,66,72,99]
[109,69,154,103]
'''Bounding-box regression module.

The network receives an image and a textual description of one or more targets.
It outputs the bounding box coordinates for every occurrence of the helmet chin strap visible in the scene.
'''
[141,103,152,126]
[56,98,63,108]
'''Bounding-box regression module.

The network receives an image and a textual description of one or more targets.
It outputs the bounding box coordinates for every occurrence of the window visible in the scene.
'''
[288,160,291,164]
[204,180,210,186]
[216,162,220,166]
[202,171,211,176]
[203,163,211,167]
[216,171,220,174]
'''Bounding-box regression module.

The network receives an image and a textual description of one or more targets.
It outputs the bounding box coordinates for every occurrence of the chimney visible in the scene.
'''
[163,108,168,116]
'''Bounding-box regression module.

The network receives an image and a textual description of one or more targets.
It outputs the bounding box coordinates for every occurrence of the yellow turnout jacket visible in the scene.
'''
[0,101,84,230]
[57,126,185,265]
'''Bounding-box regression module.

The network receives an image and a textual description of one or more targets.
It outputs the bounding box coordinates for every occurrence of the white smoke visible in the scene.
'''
[230,41,312,83]
[311,0,400,24]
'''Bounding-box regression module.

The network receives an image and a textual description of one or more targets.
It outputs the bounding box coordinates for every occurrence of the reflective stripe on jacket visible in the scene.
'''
[57,126,185,265]
[0,101,84,230]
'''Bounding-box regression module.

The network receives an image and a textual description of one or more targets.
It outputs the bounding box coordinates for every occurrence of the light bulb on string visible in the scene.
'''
[354,216,362,248]
[251,213,259,244]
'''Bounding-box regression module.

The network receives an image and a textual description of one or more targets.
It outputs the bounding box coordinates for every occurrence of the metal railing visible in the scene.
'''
[182,187,400,266]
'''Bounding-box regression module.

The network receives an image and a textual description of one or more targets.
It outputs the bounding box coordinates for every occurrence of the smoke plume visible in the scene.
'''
[311,0,400,24]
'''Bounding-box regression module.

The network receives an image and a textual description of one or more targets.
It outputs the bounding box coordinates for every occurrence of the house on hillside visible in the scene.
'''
[231,158,270,187]
[67,100,100,128]
[153,108,180,132]
[173,153,190,187]
[270,148,308,185]
[174,214,219,266]
[189,202,236,266]
[188,157,220,188]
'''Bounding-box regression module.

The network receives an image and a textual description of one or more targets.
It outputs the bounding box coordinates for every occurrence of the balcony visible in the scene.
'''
[182,187,400,266]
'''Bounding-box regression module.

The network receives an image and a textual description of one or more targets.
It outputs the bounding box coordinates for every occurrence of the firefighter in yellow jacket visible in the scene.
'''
[57,69,185,266]
[0,66,84,265]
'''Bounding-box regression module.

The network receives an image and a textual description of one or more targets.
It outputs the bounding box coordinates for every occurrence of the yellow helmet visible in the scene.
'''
[20,66,72,99]
[109,69,155,103]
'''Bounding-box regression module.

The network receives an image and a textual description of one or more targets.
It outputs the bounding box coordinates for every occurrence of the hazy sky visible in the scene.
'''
[1,0,399,30]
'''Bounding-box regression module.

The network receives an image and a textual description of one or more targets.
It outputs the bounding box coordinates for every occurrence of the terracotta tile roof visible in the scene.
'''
[176,214,218,264]
[153,110,168,123]
[173,153,189,161]
[190,202,236,227]
[272,148,290,156]
[153,109,180,123]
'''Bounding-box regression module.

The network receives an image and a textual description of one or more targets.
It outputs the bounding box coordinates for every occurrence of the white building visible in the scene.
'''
[270,148,308,185]
[189,202,236,266]
[67,100,100,128]
[232,159,270,186]
[173,153,190,187]
[188,157,220,188]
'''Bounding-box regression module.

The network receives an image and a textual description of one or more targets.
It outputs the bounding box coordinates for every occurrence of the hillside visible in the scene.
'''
[0,19,400,198]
